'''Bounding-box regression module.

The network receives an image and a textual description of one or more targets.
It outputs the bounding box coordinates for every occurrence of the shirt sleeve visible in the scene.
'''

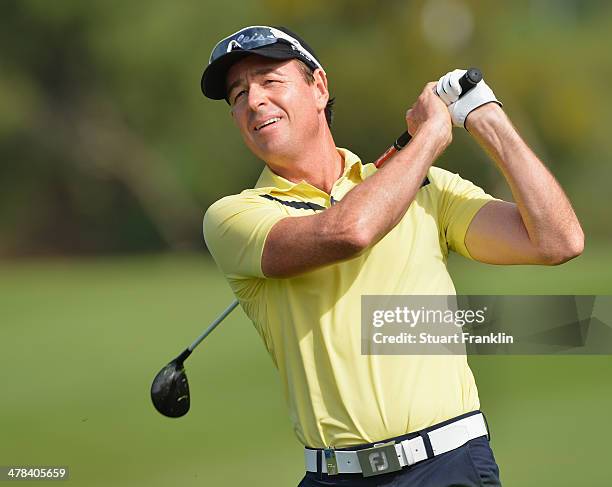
[428,166,500,259]
[203,192,286,279]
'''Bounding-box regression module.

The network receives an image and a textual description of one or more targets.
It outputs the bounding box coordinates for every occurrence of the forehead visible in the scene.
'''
[226,56,298,88]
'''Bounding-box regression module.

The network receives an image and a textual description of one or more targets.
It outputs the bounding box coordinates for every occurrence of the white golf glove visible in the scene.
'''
[436,69,502,128]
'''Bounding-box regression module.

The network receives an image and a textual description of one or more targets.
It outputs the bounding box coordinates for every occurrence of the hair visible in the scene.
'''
[296,61,335,128]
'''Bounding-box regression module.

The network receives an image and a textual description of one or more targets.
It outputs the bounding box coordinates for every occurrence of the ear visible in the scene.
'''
[312,68,329,112]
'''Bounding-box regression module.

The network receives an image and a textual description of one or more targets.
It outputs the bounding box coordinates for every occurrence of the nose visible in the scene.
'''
[247,83,268,111]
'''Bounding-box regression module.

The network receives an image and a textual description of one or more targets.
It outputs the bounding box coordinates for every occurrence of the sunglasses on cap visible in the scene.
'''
[209,25,322,70]
[202,25,324,100]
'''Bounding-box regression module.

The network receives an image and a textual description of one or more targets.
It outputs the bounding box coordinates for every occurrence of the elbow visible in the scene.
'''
[345,228,373,254]
[541,230,585,266]
[325,218,374,257]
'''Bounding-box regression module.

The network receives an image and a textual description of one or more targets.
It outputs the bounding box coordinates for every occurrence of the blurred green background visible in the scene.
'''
[1,0,611,486]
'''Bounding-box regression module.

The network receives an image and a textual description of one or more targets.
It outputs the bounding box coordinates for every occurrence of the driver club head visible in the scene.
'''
[150,357,190,418]
[150,301,237,418]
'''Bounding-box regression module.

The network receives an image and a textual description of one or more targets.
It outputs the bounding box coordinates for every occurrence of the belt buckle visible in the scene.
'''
[356,441,402,478]
[323,448,338,476]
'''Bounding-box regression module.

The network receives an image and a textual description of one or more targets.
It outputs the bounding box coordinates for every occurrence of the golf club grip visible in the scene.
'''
[374,68,483,168]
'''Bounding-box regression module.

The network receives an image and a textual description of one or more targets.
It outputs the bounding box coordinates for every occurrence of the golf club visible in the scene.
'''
[373,68,482,168]
[151,299,238,417]
[150,68,483,418]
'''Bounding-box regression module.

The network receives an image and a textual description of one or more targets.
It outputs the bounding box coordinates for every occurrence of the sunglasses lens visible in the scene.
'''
[210,27,278,63]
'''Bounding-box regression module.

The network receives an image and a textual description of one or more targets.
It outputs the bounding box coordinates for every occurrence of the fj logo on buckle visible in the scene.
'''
[356,442,401,478]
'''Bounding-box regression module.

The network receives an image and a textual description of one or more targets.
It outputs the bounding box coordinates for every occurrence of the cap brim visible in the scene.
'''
[201,45,308,100]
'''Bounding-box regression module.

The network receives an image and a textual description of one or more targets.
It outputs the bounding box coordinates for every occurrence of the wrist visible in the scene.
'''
[402,123,451,166]
[466,103,524,166]
[465,102,505,133]
[417,119,452,150]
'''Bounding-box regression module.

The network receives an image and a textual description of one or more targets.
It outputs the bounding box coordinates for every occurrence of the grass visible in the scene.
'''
[0,243,610,486]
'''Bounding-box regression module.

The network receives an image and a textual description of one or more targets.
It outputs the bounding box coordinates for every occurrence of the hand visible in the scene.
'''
[436,69,502,128]
[406,81,452,146]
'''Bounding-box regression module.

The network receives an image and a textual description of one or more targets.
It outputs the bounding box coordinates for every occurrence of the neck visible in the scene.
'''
[264,128,343,194]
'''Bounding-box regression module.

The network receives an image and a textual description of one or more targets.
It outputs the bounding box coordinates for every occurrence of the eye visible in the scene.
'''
[264,79,279,85]
[232,89,246,104]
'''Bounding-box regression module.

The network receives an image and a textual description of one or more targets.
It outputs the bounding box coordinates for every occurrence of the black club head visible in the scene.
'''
[150,359,191,418]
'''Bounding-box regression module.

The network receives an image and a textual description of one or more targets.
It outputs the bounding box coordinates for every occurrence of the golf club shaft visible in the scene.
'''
[188,299,239,352]
[374,68,482,168]
[185,69,483,355]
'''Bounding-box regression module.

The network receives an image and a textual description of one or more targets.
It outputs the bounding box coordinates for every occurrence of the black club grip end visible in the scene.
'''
[459,68,483,95]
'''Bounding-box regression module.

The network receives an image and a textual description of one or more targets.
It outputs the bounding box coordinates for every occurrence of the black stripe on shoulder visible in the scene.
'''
[260,194,326,211]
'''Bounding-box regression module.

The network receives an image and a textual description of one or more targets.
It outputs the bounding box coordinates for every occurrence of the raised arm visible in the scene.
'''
[463,103,584,265]
[263,82,451,278]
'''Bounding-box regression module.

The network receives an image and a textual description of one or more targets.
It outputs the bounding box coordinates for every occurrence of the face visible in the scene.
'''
[226,56,329,165]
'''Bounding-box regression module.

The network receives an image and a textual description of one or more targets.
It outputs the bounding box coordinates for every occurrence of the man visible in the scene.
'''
[201,25,584,486]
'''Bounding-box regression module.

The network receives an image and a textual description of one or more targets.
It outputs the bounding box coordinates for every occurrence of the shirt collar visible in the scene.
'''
[254,147,367,193]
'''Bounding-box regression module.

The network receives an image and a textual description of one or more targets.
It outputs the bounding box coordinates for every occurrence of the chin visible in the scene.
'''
[251,140,292,161]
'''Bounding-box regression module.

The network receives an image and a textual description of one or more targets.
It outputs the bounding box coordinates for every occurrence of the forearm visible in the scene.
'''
[466,104,584,261]
[322,123,448,247]
[262,82,452,278]
[262,124,449,278]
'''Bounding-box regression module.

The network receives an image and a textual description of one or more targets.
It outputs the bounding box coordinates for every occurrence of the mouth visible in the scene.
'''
[253,117,282,132]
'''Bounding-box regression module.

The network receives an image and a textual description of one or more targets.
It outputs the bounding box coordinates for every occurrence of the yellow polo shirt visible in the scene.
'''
[203,148,497,448]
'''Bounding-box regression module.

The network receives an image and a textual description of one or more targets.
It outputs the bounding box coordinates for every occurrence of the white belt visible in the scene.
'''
[305,412,488,475]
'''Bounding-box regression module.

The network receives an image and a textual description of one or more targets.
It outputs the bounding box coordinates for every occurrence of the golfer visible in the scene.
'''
[201,26,583,486]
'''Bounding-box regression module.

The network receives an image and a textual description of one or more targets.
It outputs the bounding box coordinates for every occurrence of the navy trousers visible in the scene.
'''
[297,436,501,487]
